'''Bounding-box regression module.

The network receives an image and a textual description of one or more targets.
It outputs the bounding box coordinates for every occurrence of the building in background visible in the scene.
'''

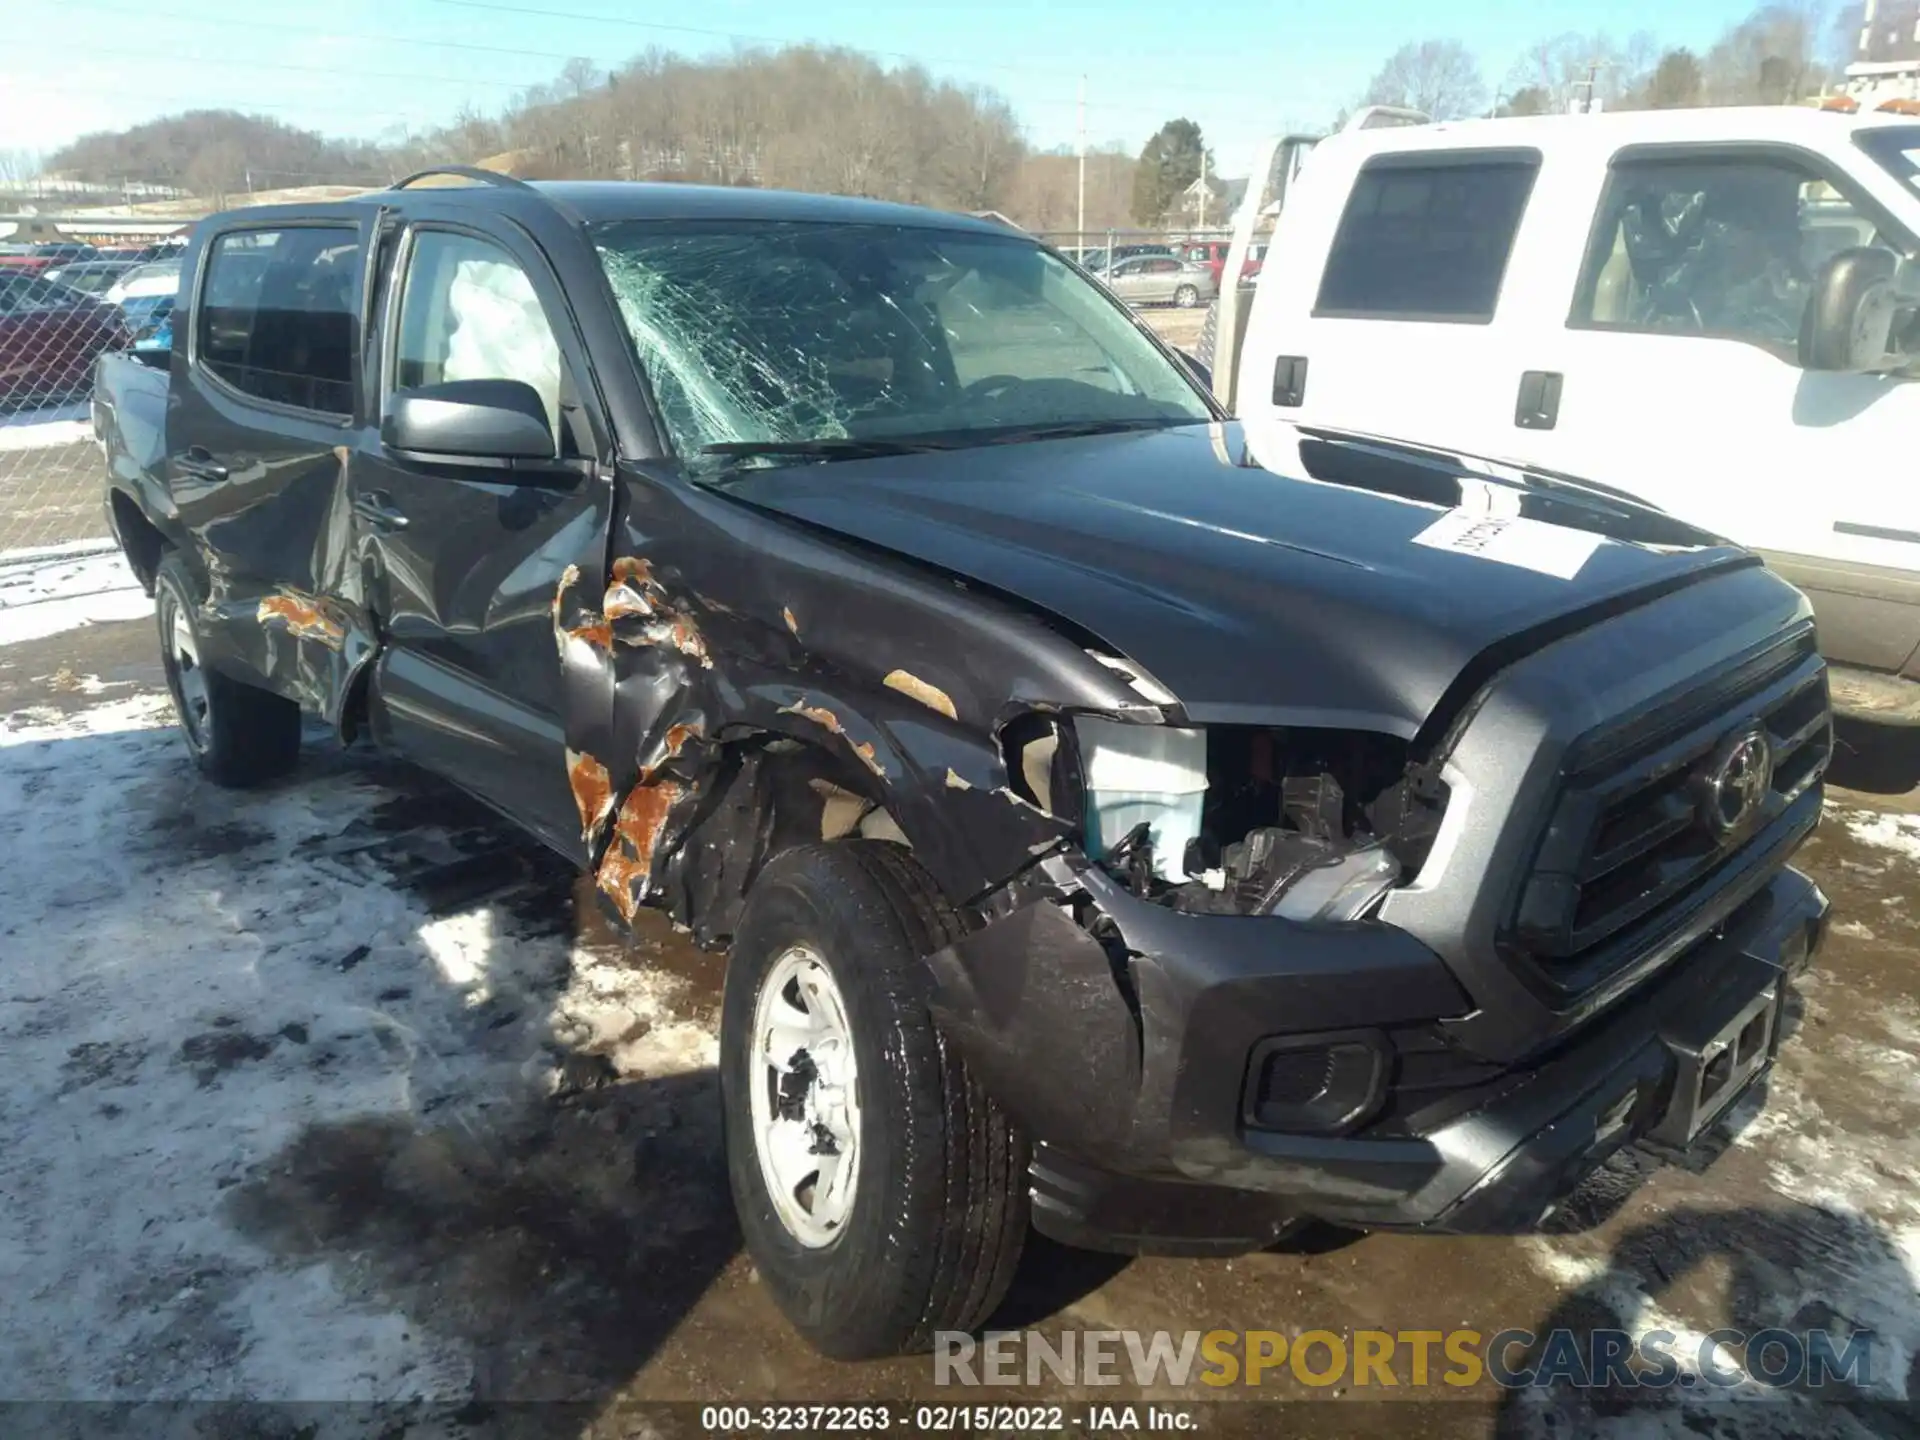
[1841,0,1920,105]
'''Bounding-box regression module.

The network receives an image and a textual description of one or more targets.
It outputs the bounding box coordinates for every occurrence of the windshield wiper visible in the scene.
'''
[701,436,960,462]
[967,417,1189,445]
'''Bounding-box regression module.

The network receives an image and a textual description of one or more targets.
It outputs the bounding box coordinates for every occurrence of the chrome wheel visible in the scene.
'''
[749,945,861,1247]
[163,591,210,754]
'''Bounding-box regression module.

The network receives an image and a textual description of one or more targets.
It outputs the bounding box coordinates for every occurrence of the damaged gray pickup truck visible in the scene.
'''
[94,169,1832,1360]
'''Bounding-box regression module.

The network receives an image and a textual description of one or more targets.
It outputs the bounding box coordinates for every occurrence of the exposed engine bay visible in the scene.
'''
[1011,719,1449,921]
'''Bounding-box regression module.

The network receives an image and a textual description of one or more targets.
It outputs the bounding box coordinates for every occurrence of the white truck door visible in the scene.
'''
[1240,144,1545,458]
[1521,142,1920,561]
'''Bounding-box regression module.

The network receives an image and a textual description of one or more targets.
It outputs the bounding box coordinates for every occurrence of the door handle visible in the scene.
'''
[1515,370,1563,430]
[172,446,227,482]
[1272,355,1308,408]
[352,491,410,531]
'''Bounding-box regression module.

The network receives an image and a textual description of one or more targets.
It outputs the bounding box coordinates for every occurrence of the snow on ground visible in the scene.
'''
[1509,804,1920,1435]
[0,686,721,1404]
[0,544,152,644]
[0,402,91,452]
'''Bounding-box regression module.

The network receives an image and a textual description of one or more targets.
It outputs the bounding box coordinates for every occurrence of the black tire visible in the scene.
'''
[154,552,302,787]
[721,841,1028,1359]
[1173,283,1200,309]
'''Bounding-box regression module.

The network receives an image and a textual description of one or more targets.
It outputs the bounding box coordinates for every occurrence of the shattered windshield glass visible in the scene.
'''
[590,219,1212,470]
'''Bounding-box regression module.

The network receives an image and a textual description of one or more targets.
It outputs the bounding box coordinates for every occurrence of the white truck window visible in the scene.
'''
[1314,153,1539,323]
[1570,154,1892,354]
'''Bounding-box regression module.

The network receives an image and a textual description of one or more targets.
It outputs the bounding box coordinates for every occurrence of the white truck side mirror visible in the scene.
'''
[1799,248,1918,373]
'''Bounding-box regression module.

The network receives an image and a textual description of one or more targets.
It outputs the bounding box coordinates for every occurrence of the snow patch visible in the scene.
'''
[0,546,151,644]
[0,402,90,452]
[1839,809,1920,864]
[0,687,720,1399]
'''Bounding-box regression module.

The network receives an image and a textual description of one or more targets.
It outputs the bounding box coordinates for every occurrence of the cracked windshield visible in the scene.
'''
[593,221,1212,469]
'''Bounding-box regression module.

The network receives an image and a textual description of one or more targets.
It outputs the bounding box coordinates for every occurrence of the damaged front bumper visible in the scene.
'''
[927,856,1827,1251]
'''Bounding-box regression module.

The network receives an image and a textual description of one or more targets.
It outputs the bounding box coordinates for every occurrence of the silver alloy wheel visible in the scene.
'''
[749,945,862,1247]
[164,593,210,753]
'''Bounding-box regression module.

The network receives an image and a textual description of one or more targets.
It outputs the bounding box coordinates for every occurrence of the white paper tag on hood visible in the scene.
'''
[1412,509,1603,580]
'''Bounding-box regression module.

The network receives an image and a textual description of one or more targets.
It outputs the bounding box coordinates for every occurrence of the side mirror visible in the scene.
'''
[382,379,555,461]
[1799,247,1905,372]
[1177,349,1212,390]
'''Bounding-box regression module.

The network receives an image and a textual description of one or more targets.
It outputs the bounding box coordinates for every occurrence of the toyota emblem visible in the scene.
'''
[1699,726,1773,839]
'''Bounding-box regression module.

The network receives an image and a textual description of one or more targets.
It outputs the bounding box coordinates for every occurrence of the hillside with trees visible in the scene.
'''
[49,111,386,206]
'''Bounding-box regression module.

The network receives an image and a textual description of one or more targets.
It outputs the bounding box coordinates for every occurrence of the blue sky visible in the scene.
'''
[12,0,1754,178]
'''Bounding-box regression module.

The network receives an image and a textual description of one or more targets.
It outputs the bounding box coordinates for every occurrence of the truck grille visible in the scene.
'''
[1509,630,1828,993]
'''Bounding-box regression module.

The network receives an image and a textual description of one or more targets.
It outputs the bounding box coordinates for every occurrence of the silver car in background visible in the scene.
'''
[1094,254,1217,308]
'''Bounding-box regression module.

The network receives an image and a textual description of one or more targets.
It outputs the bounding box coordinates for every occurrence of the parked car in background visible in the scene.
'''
[0,242,103,276]
[1180,239,1267,287]
[0,270,128,406]
[43,260,140,297]
[104,259,183,338]
[1098,253,1217,307]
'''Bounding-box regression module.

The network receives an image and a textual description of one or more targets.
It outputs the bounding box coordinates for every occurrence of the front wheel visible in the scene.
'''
[1173,284,1200,309]
[721,841,1028,1359]
[155,553,302,786]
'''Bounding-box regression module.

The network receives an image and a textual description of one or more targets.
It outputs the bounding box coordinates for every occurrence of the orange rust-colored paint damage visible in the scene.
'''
[611,556,658,588]
[883,669,958,721]
[642,612,711,667]
[567,618,614,651]
[639,721,703,780]
[566,749,616,846]
[779,698,887,779]
[783,607,799,636]
[257,593,346,648]
[596,778,686,923]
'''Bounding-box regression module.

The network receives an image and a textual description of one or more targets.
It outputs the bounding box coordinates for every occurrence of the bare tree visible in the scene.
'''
[1362,40,1488,120]
[0,149,43,189]
[1703,3,1830,104]
[1506,31,1659,113]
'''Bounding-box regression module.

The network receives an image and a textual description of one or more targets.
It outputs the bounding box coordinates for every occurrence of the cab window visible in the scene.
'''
[1570,150,1900,353]
[391,229,565,443]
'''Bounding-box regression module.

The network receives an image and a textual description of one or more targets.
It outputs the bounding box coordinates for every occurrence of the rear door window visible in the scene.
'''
[1315,152,1540,321]
[197,226,361,415]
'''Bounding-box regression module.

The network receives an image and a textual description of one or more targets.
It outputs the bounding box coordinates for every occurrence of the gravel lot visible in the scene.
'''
[3,383,1919,1437]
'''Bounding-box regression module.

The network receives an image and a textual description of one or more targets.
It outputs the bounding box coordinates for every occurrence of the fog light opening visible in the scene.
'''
[1244,1031,1386,1135]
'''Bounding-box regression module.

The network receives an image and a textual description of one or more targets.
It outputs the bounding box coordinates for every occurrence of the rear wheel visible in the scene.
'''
[155,552,302,787]
[1173,283,1200,309]
[721,841,1028,1359]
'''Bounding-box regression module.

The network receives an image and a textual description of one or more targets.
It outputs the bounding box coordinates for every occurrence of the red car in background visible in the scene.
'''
[0,270,129,407]
[1180,239,1267,287]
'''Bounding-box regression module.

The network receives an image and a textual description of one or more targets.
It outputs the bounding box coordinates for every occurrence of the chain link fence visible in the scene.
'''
[1,227,189,555]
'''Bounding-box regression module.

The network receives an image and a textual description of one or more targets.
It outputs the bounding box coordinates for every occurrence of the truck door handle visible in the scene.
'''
[1515,370,1563,430]
[172,447,227,482]
[352,491,410,531]
[1272,355,1308,408]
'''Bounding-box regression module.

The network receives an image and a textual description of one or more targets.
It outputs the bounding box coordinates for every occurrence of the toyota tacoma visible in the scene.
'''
[94,170,1831,1359]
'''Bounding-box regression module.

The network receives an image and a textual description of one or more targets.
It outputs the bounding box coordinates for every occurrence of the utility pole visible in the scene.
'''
[1076,75,1086,251]
[1197,149,1208,231]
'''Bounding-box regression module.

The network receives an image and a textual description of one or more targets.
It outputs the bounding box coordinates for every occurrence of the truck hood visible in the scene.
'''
[724,421,1754,734]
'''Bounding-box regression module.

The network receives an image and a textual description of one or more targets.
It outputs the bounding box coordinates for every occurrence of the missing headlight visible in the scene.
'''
[1066,720,1449,917]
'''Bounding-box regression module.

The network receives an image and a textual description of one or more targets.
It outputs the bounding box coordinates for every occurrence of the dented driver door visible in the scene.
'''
[356,215,615,862]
